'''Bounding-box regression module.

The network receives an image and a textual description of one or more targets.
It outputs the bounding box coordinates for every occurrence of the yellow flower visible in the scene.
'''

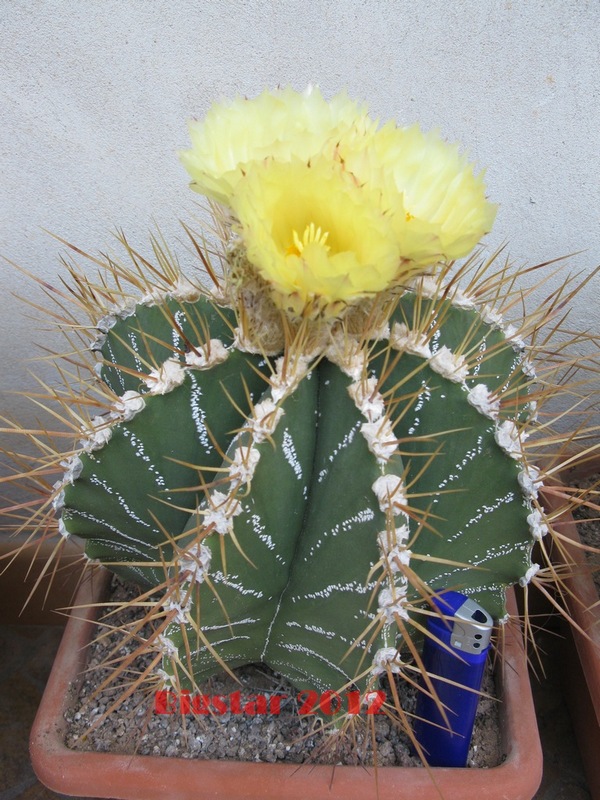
[229,157,401,317]
[341,123,497,264]
[180,86,373,206]
[182,88,497,320]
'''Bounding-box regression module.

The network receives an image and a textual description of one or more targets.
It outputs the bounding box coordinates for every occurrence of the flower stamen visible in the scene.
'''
[287,223,331,256]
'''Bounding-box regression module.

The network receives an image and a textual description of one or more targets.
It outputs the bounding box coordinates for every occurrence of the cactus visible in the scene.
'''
[3,87,598,740]
[50,242,581,706]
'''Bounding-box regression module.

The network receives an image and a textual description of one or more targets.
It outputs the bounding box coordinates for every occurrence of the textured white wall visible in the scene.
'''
[1,0,599,443]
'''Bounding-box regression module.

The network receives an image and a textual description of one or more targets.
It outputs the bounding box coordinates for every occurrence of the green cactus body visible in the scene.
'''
[59,295,272,586]
[373,287,535,618]
[56,273,541,702]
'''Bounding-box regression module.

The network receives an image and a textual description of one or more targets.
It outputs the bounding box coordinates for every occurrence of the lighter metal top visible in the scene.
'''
[449,597,493,655]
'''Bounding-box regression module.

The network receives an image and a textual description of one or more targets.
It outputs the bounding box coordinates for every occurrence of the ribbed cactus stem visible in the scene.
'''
[51,259,546,710]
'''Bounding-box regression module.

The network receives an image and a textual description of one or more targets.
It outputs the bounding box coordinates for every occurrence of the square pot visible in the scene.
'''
[542,481,600,797]
[30,568,543,800]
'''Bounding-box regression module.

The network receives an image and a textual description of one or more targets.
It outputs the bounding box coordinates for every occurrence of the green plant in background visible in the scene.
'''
[2,87,598,743]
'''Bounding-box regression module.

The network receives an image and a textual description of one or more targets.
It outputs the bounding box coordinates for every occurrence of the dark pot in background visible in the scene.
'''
[543,476,600,798]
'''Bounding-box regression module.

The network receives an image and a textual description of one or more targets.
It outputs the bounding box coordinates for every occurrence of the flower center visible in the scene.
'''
[286,222,331,257]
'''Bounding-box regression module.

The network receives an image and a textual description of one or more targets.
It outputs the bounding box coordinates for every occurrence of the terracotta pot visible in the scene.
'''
[542,479,600,797]
[30,569,543,800]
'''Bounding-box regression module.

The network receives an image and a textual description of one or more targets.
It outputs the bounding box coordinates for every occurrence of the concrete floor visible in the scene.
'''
[0,612,594,800]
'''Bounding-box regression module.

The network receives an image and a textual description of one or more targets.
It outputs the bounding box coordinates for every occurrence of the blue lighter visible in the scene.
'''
[413,590,493,767]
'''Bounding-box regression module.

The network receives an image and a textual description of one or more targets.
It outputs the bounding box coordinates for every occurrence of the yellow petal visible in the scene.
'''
[341,122,497,263]
[180,86,374,206]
